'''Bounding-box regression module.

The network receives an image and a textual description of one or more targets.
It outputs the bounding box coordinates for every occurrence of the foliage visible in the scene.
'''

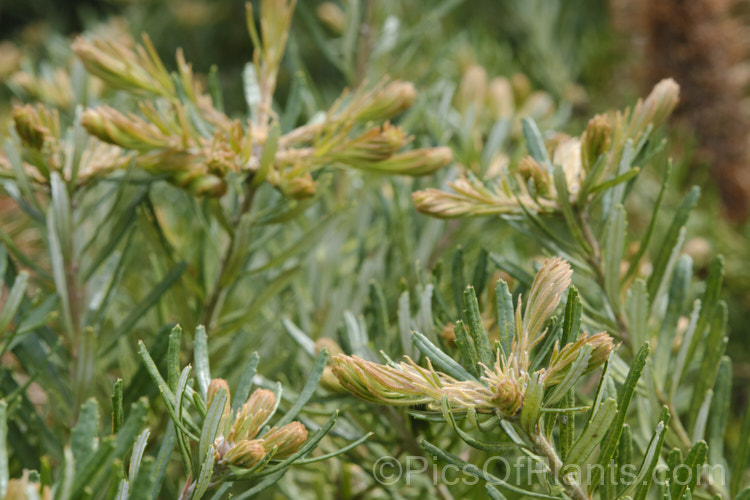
[0,0,749,499]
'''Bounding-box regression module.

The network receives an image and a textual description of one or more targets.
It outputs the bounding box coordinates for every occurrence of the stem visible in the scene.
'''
[202,184,257,329]
[532,431,589,500]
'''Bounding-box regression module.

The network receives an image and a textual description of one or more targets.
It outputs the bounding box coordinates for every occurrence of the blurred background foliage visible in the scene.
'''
[1,0,750,497]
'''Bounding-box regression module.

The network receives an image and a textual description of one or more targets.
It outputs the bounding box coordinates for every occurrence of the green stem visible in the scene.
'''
[202,183,257,329]
[532,431,589,500]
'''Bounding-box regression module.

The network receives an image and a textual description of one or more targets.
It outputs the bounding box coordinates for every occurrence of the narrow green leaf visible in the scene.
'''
[72,399,101,467]
[708,357,731,465]
[463,286,493,367]
[421,439,556,499]
[194,325,210,400]
[167,325,182,394]
[630,407,670,500]
[282,318,315,357]
[687,302,727,430]
[368,281,391,339]
[412,331,477,382]
[128,429,150,484]
[50,172,72,262]
[521,372,544,434]
[626,281,649,349]
[486,483,509,500]
[472,248,489,296]
[452,247,465,314]
[561,286,582,346]
[112,379,123,433]
[692,389,713,443]
[731,399,750,496]
[567,398,617,467]
[592,343,649,487]
[522,117,551,168]
[547,344,592,406]
[232,352,260,413]
[453,320,479,377]
[559,391,575,462]
[655,255,692,384]
[129,456,156,500]
[600,140,632,221]
[151,422,175,500]
[295,432,373,465]
[589,167,640,196]
[670,300,701,397]
[106,262,187,352]
[0,270,27,337]
[199,386,227,465]
[440,398,513,453]
[47,206,75,339]
[684,257,724,375]
[625,162,671,282]
[496,280,515,358]
[604,205,627,311]
[617,424,632,486]
[647,186,700,303]
[58,446,74,500]
[191,446,215,500]
[670,441,707,500]
[276,349,328,427]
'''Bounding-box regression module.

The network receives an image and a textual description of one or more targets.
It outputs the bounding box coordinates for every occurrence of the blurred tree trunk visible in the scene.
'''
[642,0,750,220]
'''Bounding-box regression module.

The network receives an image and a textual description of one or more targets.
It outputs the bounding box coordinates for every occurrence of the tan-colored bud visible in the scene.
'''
[207,379,232,433]
[13,105,49,150]
[552,137,583,197]
[184,173,228,198]
[544,332,616,386]
[315,338,344,357]
[487,77,514,119]
[456,65,487,112]
[580,114,611,172]
[518,156,550,197]
[511,73,531,103]
[626,78,680,140]
[329,123,409,165]
[222,439,267,468]
[331,354,438,406]
[489,376,523,416]
[317,2,346,35]
[207,378,230,407]
[275,171,317,200]
[586,332,615,369]
[81,107,174,151]
[72,36,174,97]
[230,388,277,441]
[261,421,308,458]
[319,365,346,393]
[362,146,452,176]
[523,257,573,343]
[354,81,417,122]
